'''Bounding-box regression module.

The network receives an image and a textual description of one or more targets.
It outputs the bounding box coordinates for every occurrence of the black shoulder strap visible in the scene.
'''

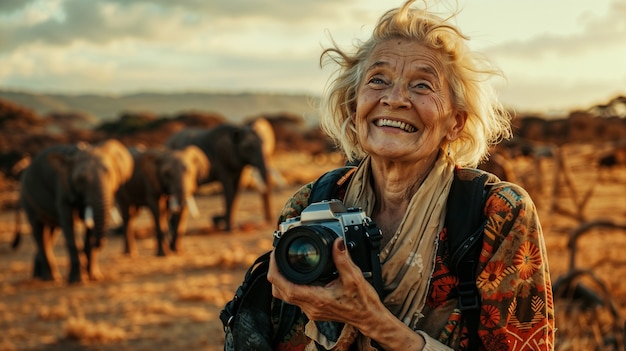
[308,166,357,205]
[220,250,272,332]
[445,168,492,350]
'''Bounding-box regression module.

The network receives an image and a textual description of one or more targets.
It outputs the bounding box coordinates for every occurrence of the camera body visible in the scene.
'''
[273,199,382,291]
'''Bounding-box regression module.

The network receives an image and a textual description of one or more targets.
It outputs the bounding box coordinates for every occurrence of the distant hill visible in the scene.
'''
[0,90,322,126]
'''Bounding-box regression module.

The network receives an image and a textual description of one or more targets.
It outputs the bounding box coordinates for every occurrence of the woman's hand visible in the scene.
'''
[267,238,427,350]
[267,237,383,328]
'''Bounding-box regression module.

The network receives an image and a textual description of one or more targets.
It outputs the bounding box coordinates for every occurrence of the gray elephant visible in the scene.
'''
[18,139,134,283]
[166,123,271,231]
[115,145,210,256]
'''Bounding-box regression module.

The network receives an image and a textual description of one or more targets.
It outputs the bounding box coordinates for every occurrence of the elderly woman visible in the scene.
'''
[236,1,555,350]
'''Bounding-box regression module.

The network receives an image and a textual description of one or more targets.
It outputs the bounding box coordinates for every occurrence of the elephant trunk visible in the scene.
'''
[88,185,113,248]
[168,190,199,218]
[168,196,182,213]
[256,159,273,223]
[255,159,270,191]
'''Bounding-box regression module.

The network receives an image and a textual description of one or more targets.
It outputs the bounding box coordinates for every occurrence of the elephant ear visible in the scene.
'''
[116,150,134,184]
[140,152,162,194]
[101,139,134,184]
[185,145,210,182]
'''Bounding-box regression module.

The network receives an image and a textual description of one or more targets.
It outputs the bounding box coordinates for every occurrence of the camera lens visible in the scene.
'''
[287,237,321,272]
[274,225,338,285]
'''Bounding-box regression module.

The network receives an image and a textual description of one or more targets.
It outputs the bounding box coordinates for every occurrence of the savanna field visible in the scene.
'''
[1,144,626,349]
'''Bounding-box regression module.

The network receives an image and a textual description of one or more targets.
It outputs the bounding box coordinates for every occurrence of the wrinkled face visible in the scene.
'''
[354,38,464,164]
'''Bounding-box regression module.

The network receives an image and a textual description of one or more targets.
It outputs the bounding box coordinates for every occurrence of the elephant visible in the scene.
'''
[241,117,287,190]
[115,145,210,256]
[166,123,271,231]
[18,139,134,283]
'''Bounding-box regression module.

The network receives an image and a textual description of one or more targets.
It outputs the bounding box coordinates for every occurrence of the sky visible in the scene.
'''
[0,0,625,114]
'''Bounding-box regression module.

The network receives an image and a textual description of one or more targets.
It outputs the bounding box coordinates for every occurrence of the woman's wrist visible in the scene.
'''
[358,309,425,350]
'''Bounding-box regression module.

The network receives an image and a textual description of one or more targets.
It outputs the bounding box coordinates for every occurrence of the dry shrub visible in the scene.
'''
[178,287,229,306]
[38,304,69,320]
[144,301,175,315]
[64,316,126,343]
[178,289,213,302]
[218,245,248,267]
[187,309,210,322]
[555,301,624,350]
[0,340,17,351]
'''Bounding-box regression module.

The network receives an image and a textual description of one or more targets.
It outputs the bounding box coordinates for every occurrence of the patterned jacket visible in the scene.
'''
[269,167,555,351]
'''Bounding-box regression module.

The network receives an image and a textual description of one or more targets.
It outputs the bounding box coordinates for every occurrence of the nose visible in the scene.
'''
[381,84,411,109]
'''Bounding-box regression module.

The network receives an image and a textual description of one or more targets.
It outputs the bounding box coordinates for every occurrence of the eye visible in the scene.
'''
[366,75,388,89]
[411,81,433,93]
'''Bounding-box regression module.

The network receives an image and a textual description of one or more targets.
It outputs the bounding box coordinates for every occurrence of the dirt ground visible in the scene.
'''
[1,147,625,351]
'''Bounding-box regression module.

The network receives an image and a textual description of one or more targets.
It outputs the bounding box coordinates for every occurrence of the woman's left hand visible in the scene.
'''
[267,237,384,329]
[268,237,427,350]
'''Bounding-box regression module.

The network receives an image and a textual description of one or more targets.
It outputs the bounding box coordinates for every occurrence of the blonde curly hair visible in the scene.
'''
[319,0,512,167]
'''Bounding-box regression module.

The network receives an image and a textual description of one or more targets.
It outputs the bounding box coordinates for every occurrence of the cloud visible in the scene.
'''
[0,0,37,13]
[497,74,626,113]
[0,0,362,54]
[112,0,351,22]
[484,1,626,58]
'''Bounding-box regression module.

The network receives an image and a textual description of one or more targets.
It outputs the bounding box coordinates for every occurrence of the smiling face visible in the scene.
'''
[354,38,465,167]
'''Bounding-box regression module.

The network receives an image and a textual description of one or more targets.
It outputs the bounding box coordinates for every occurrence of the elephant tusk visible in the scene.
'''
[110,207,122,226]
[187,196,199,218]
[168,196,181,213]
[252,168,268,192]
[84,206,95,229]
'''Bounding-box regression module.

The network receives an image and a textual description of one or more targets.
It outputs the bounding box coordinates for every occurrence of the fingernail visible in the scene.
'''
[338,239,346,252]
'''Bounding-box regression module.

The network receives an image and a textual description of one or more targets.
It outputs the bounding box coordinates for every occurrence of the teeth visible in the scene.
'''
[375,118,417,132]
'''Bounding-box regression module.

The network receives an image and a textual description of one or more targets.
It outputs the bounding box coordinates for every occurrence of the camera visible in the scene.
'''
[273,199,383,294]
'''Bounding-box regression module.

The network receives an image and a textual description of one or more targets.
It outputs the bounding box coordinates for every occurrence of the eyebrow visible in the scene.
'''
[416,64,438,79]
[366,61,388,72]
[366,60,439,80]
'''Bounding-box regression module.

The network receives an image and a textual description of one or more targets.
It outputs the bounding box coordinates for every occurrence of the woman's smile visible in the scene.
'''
[373,118,418,133]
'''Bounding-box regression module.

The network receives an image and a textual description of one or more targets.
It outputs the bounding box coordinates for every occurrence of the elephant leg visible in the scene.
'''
[169,207,189,253]
[60,213,84,283]
[31,223,61,281]
[251,168,273,222]
[120,205,138,257]
[261,190,272,223]
[150,197,170,257]
[83,227,104,281]
[217,176,240,232]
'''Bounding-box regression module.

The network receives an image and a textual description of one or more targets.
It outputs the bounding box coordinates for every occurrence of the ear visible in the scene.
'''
[140,152,162,193]
[47,152,73,191]
[186,146,210,182]
[109,143,133,183]
[446,110,467,141]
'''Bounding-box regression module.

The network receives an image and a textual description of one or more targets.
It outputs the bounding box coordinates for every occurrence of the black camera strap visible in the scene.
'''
[363,217,384,297]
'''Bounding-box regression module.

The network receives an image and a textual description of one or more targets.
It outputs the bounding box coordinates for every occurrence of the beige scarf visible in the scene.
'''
[305,154,455,350]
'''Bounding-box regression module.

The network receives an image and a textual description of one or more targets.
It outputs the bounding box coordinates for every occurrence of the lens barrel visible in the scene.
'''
[274,225,338,285]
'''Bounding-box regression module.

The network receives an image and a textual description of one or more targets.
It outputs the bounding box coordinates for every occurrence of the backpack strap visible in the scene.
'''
[220,250,272,333]
[308,166,357,204]
[445,168,493,350]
